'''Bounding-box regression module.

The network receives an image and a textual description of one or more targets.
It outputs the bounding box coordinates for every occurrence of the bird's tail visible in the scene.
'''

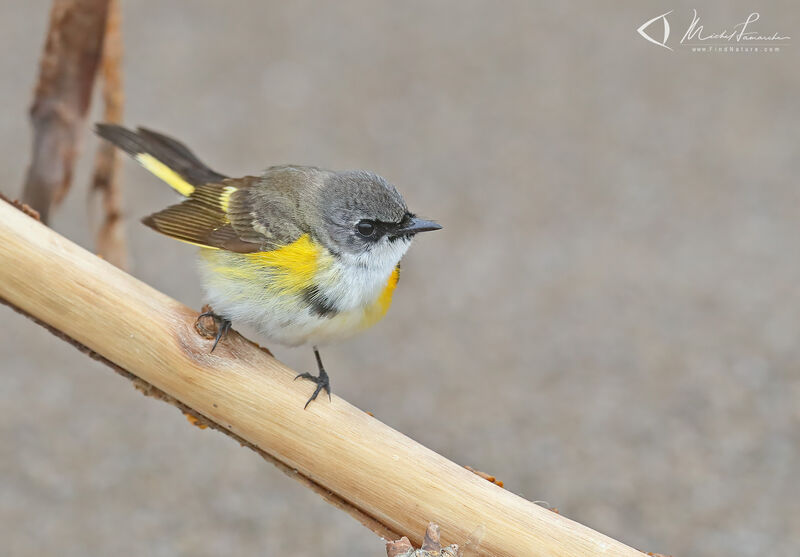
[95,124,227,196]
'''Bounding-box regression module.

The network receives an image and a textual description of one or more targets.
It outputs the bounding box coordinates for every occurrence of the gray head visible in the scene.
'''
[315,170,440,266]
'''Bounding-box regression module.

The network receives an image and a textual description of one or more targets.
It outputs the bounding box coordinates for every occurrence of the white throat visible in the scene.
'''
[320,237,411,311]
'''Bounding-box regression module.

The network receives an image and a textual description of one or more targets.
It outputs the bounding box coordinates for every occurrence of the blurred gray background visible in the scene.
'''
[1,1,799,556]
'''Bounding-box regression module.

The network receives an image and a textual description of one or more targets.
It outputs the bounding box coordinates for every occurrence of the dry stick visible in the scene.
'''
[21,0,110,223]
[90,0,127,269]
[0,200,644,557]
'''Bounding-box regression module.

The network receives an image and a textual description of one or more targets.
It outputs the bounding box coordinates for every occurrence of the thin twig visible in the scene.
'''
[90,0,127,268]
[21,0,110,223]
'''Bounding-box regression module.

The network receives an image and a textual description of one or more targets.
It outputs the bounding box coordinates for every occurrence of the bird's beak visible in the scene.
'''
[394,216,442,236]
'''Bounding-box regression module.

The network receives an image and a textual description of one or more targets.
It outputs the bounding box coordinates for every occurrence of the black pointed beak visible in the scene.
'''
[393,216,442,236]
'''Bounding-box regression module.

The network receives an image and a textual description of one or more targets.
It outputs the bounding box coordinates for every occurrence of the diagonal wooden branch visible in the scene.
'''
[21,0,110,223]
[0,199,645,557]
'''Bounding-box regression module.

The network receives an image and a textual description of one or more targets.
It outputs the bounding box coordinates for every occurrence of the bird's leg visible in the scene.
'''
[294,345,331,409]
[196,310,231,353]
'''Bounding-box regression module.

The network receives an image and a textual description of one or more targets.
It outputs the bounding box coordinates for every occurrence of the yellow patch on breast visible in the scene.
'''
[360,265,400,329]
[244,234,324,293]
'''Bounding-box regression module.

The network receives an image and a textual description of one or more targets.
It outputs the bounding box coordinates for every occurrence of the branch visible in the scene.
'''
[90,0,127,268]
[21,0,110,222]
[0,199,644,557]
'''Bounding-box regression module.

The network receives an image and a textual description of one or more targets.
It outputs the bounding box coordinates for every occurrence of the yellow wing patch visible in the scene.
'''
[219,186,237,212]
[136,153,196,196]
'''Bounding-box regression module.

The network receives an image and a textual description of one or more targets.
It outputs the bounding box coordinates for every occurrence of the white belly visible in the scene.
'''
[195,246,403,346]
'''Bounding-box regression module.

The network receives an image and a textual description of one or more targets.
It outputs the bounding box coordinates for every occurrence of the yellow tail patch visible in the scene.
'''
[136,153,196,196]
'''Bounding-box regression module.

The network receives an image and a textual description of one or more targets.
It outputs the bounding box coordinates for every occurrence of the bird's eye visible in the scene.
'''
[356,220,376,237]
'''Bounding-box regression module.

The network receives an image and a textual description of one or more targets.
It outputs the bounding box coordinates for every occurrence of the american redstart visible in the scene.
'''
[96,124,441,407]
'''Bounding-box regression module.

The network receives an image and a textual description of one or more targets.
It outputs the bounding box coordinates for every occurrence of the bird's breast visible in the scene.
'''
[196,236,401,345]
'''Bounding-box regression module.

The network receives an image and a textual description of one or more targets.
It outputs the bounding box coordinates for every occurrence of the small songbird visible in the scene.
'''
[96,124,441,407]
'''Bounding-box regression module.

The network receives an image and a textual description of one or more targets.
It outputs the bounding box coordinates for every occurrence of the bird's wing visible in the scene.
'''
[142,176,301,253]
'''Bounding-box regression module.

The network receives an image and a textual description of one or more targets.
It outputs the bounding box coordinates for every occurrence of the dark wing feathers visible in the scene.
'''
[142,180,267,253]
[95,124,227,187]
[97,124,303,253]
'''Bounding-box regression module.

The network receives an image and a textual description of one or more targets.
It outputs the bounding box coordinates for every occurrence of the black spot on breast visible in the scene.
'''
[302,286,338,318]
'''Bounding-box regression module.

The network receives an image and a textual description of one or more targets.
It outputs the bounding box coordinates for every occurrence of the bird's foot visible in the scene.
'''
[294,367,331,409]
[196,310,231,353]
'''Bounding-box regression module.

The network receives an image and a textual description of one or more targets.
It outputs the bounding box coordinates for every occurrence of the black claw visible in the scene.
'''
[197,311,231,353]
[294,346,332,408]
[294,368,331,409]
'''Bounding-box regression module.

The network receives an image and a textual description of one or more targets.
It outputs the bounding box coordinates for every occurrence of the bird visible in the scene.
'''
[95,124,441,407]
